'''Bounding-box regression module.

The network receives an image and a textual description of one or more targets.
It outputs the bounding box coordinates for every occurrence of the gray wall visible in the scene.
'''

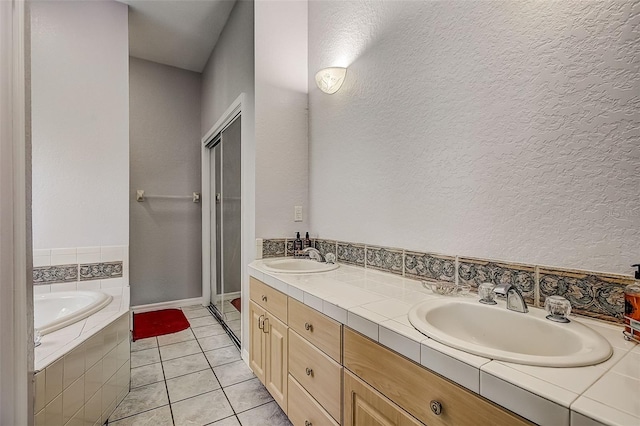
[130,57,202,306]
[308,0,640,274]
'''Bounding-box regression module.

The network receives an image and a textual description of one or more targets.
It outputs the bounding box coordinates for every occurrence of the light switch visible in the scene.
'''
[294,205,303,222]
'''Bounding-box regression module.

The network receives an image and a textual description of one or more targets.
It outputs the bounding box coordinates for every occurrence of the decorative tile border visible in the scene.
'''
[79,262,123,281]
[539,268,632,323]
[286,240,295,257]
[33,265,78,284]
[337,242,365,267]
[458,258,536,304]
[366,246,403,275]
[262,239,286,258]
[260,236,634,324]
[314,239,337,258]
[405,251,455,282]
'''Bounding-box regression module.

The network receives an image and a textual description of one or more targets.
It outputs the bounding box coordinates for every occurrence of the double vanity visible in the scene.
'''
[248,258,639,426]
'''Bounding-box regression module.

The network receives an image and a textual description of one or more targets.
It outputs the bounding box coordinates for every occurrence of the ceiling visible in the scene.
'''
[120,0,237,73]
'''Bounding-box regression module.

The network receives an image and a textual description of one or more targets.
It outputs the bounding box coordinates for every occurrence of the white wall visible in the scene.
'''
[200,0,255,349]
[255,0,309,238]
[0,1,31,423]
[130,58,202,306]
[308,1,640,275]
[31,0,129,249]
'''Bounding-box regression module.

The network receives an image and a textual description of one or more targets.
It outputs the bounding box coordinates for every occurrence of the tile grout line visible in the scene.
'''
[191,318,242,423]
[158,334,177,426]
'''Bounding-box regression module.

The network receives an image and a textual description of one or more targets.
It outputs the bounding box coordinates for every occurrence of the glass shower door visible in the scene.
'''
[209,116,241,346]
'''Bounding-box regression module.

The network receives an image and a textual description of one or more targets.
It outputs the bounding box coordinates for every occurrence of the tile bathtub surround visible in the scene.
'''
[33,245,128,288]
[33,261,124,285]
[366,245,404,275]
[35,313,130,426]
[539,268,633,323]
[458,257,536,304]
[404,251,455,282]
[79,261,123,281]
[33,264,78,284]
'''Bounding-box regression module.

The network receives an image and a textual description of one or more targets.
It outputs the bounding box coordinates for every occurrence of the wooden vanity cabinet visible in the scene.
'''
[249,279,288,413]
[343,327,533,426]
[287,297,343,425]
[344,370,422,426]
[250,276,533,426]
[288,374,340,426]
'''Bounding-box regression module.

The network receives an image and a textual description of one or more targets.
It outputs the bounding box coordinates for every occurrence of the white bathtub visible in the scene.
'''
[34,290,113,335]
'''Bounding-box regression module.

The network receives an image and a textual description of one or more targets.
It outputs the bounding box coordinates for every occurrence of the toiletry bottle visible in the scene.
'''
[624,264,640,340]
[294,232,303,254]
[303,232,311,249]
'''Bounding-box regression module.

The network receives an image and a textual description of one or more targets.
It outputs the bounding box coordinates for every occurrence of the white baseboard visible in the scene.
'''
[242,348,249,366]
[214,291,241,303]
[131,297,205,313]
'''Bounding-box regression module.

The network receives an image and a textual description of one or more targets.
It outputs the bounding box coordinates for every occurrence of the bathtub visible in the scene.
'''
[34,290,113,335]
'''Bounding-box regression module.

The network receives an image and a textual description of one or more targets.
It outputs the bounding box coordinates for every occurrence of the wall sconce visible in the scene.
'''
[315,67,347,94]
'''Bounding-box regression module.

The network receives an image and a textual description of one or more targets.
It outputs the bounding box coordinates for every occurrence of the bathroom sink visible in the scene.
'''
[408,298,612,367]
[262,259,339,274]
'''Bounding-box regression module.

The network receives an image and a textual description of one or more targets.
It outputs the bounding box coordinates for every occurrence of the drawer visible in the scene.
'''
[288,297,342,363]
[288,374,339,426]
[288,330,342,422]
[250,277,287,323]
[343,327,533,426]
[344,369,422,426]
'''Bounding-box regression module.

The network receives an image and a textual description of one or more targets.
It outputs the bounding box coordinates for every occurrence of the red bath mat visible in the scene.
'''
[230,298,241,312]
[132,309,190,341]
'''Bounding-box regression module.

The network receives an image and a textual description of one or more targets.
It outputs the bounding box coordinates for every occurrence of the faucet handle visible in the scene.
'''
[478,283,497,305]
[545,295,571,323]
[325,253,336,264]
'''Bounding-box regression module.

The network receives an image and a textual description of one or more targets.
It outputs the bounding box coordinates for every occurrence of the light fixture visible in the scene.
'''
[315,67,347,94]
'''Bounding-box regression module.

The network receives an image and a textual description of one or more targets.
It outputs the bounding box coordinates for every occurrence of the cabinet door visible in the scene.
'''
[265,313,288,413]
[344,370,422,426]
[249,301,266,383]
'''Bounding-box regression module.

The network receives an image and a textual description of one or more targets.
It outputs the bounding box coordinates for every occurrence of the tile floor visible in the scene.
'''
[212,298,241,342]
[107,305,291,426]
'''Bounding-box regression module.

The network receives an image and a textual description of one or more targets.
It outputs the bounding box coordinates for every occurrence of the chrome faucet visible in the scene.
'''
[493,283,528,313]
[301,247,325,263]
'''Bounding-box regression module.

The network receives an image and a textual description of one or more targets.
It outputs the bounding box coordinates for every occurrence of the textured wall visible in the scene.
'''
[308,1,640,275]
[129,58,202,306]
[31,1,129,249]
[255,0,309,238]
[200,0,255,346]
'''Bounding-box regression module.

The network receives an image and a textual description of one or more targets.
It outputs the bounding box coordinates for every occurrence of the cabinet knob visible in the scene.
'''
[305,421,312,426]
[304,322,313,331]
[305,367,313,377]
[430,400,443,416]
[261,295,267,302]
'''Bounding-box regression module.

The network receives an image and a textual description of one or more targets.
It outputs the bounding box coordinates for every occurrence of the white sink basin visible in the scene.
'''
[263,259,339,274]
[408,298,612,367]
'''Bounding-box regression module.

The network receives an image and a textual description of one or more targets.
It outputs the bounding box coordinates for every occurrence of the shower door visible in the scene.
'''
[209,115,241,346]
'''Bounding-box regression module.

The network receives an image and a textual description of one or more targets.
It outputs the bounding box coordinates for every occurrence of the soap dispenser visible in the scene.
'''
[623,264,640,342]
[294,232,303,254]
[303,232,311,249]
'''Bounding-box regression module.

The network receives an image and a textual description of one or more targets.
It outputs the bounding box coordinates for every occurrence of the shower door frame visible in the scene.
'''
[201,93,248,356]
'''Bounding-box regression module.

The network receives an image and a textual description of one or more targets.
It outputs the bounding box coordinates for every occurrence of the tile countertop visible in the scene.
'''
[35,286,130,372]
[248,259,640,426]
